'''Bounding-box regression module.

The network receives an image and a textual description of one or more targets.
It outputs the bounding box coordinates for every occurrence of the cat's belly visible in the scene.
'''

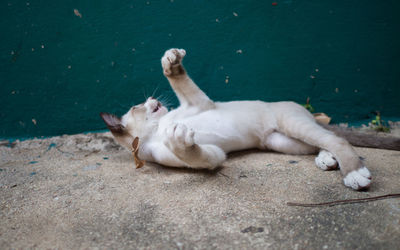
[172,101,273,152]
[187,122,254,152]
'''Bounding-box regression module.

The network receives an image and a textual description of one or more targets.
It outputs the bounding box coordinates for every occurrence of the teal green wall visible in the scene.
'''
[1,0,400,138]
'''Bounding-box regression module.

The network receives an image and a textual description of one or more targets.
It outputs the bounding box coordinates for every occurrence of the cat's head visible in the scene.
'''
[100,97,168,149]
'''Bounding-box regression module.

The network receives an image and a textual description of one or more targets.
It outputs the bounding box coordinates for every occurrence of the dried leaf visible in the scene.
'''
[313,113,331,125]
[132,137,145,169]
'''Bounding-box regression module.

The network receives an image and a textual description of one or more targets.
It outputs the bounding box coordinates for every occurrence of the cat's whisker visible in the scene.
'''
[158,92,174,103]
[151,85,160,99]
[142,89,149,101]
[157,94,170,104]
[158,95,174,109]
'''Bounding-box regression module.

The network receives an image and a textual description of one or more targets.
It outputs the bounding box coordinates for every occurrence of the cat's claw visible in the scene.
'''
[165,123,195,150]
[343,167,371,190]
[161,48,186,76]
[315,150,338,170]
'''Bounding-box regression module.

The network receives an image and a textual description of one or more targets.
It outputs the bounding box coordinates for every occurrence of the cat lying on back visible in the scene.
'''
[101,48,372,190]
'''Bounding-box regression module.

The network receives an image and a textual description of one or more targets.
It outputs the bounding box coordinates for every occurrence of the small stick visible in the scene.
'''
[218,172,230,178]
[132,137,145,169]
[287,193,400,207]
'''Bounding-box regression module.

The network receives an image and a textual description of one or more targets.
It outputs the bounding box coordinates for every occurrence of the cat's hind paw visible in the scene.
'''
[161,48,186,77]
[315,150,338,171]
[343,167,371,191]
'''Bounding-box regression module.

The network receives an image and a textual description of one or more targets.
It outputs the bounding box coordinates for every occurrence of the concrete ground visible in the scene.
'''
[1,132,399,249]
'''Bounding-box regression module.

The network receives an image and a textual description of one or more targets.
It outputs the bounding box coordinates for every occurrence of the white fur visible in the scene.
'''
[265,132,318,155]
[105,49,372,190]
[343,167,371,190]
[315,150,338,170]
[358,166,371,179]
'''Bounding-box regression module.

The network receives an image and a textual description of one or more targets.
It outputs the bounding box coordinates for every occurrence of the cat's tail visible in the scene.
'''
[321,124,400,151]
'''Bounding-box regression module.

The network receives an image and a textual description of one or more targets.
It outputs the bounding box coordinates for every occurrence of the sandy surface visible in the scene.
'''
[1,132,400,249]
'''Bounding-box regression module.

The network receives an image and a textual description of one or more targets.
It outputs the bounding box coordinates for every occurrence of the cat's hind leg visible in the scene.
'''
[274,102,371,190]
[265,132,339,170]
[264,132,318,155]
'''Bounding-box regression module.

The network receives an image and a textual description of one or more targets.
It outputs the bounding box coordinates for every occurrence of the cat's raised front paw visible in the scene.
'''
[161,48,186,77]
[165,123,195,151]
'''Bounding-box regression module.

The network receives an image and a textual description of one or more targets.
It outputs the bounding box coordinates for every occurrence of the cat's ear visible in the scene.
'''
[99,112,127,136]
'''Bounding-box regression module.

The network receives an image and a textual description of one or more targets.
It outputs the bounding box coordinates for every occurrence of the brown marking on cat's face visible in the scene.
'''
[100,97,168,150]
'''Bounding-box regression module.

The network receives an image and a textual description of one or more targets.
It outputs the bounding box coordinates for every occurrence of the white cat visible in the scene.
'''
[101,48,372,190]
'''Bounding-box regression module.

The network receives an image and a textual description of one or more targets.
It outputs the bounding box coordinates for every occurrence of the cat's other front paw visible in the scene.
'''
[161,48,186,77]
[165,123,195,151]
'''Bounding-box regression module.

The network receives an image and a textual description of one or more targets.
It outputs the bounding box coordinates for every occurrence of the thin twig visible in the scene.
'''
[218,172,230,178]
[287,193,400,207]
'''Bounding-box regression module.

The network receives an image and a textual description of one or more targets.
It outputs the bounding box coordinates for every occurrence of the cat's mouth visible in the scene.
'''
[152,102,162,113]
